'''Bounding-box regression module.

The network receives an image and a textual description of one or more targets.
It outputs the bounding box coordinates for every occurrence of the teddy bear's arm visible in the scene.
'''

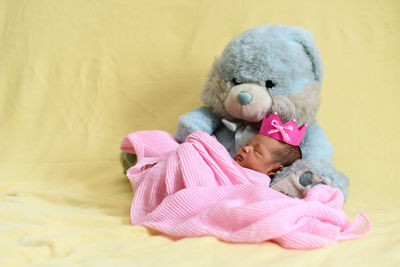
[300,122,334,164]
[175,106,221,142]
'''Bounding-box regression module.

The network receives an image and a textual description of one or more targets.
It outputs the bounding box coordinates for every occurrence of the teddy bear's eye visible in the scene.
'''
[265,80,276,88]
[232,78,240,86]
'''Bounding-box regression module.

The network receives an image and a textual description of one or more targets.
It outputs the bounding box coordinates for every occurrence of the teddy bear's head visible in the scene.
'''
[201,25,323,125]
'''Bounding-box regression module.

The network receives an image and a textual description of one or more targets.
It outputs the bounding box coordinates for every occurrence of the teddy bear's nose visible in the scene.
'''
[237,92,253,105]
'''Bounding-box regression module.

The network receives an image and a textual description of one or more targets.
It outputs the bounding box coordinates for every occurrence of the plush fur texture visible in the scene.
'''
[200,60,233,120]
[271,81,321,125]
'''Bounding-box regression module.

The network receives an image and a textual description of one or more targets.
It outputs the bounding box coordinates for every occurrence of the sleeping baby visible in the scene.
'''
[234,133,301,178]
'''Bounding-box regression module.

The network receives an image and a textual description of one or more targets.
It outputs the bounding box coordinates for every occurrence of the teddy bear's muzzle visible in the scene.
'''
[224,83,272,122]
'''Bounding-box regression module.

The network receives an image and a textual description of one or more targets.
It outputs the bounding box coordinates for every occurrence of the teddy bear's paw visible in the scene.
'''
[299,171,327,187]
[298,170,331,198]
[299,171,313,186]
[271,158,349,200]
[270,168,331,199]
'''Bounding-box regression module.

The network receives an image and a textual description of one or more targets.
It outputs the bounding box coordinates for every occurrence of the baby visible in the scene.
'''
[234,134,301,177]
[234,113,306,178]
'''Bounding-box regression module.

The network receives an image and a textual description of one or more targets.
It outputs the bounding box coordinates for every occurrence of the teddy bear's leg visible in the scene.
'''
[271,158,349,201]
[270,168,333,198]
[120,151,137,174]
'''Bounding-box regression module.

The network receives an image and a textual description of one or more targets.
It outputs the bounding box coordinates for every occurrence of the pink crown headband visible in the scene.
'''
[259,113,307,146]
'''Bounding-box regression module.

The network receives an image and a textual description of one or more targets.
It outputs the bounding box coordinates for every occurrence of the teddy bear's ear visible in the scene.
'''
[287,26,323,84]
[200,59,232,118]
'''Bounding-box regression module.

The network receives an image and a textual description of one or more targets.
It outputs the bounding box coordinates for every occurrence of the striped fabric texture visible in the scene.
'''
[120,131,370,249]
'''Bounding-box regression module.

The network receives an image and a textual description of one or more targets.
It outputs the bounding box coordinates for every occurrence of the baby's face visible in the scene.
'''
[234,134,284,176]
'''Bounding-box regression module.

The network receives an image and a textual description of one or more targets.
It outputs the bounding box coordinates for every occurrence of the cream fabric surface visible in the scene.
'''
[0,0,399,266]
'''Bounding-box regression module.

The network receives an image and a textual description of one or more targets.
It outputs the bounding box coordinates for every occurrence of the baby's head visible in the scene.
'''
[234,134,302,177]
[234,113,306,177]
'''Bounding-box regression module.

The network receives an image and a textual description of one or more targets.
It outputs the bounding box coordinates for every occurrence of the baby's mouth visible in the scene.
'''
[235,154,244,162]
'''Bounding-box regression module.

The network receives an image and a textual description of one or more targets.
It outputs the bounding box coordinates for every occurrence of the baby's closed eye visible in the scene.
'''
[254,147,262,155]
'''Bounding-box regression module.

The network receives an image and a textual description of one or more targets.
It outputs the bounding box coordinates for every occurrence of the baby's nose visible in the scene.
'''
[243,146,250,153]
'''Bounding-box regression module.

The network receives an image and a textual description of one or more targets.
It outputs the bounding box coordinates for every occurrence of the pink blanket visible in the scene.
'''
[120,130,370,249]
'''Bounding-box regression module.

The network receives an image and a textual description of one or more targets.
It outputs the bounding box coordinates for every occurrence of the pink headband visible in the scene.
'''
[259,113,307,146]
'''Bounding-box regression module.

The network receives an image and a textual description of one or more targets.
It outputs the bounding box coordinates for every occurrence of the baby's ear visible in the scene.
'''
[268,164,283,177]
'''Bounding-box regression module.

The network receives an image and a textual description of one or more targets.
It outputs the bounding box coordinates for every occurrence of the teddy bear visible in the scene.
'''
[174,24,349,199]
[121,24,349,200]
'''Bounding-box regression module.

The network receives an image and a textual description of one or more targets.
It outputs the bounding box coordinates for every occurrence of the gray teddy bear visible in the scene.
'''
[121,25,349,200]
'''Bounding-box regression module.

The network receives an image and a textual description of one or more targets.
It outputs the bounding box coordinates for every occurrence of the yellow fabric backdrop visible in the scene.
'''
[1,0,399,266]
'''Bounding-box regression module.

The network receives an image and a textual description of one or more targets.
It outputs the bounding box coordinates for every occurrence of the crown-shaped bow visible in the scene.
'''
[259,113,307,146]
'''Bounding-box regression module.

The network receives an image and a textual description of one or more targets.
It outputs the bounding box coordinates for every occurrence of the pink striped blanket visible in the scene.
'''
[120,130,370,249]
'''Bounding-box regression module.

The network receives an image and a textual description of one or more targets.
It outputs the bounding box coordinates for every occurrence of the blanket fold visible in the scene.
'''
[120,131,370,249]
